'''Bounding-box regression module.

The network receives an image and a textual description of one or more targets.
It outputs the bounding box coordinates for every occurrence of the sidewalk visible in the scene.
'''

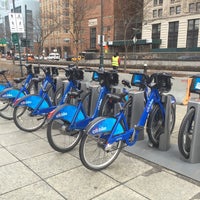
[0,105,200,200]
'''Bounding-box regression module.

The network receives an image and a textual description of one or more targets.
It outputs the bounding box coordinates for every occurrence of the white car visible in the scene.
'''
[47,53,60,60]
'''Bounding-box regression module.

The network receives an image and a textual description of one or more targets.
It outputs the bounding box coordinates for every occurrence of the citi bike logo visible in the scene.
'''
[92,126,107,134]
[56,112,68,118]
[21,100,32,105]
[2,94,13,98]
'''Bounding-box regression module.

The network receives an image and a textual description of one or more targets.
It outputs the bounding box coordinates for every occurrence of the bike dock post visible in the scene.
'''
[158,95,172,151]
[182,101,200,163]
[89,84,99,116]
[129,91,144,140]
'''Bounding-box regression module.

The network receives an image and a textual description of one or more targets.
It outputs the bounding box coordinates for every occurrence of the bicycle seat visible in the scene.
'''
[106,93,127,103]
[0,70,9,75]
[13,77,26,84]
[32,77,44,83]
[68,90,83,98]
[122,79,131,88]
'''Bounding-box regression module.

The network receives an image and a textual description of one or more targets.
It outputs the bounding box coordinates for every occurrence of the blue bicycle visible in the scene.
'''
[46,69,129,152]
[0,64,40,119]
[13,66,83,132]
[79,72,175,170]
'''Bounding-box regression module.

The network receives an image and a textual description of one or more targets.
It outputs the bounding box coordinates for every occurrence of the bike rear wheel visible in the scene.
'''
[178,108,195,159]
[79,133,122,171]
[47,120,82,152]
[13,105,46,132]
[146,104,175,147]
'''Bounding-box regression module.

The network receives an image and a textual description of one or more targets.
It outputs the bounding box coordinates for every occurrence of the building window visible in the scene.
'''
[90,27,96,49]
[170,7,175,15]
[187,19,199,48]
[176,6,181,14]
[189,3,195,12]
[153,10,157,18]
[154,0,158,6]
[158,9,163,17]
[197,2,200,12]
[168,21,179,48]
[152,23,161,49]
[159,0,163,5]
[171,0,175,3]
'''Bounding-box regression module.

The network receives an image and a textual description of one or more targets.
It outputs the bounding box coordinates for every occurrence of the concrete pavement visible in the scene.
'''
[0,105,200,200]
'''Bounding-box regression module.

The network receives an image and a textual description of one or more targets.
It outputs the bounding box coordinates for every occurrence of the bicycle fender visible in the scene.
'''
[0,84,7,93]
[14,94,49,109]
[86,117,124,136]
[47,104,85,123]
[0,88,24,99]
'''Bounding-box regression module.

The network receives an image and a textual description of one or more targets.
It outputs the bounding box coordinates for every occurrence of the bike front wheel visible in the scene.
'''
[47,120,82,152]
[0,99,14,120]
[146,104,176,147]
[178,108,195,159]
[79,133,122,171]
[13,105,46,132]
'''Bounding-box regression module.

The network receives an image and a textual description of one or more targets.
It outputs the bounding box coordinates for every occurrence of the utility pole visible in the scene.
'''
[99,0,104,70]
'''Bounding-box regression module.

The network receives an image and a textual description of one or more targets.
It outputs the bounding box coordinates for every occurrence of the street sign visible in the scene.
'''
[12,33,19,45]
[0,38,7,47]
[9,13,24,33]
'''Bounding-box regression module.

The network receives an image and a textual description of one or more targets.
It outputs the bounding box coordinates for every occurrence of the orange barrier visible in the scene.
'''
[182,78,193,105]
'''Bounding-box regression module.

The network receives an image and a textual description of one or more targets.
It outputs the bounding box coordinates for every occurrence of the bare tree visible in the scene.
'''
[34,10,61,64]
[115,0,152,71]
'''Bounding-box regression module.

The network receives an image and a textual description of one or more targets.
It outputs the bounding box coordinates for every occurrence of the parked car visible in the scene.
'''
[47,53,60,60]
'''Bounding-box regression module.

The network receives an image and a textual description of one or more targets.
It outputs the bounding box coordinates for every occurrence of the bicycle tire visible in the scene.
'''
[47,91,91,152]
[13,105,46,132]
[146,104,176,147]
[0,98,9,111]
[0,99,14,120]
[47,120,82,152]
[178,108,195,159]
[99,95,126,117]
[79,133,122,171]
[53,85,64,105]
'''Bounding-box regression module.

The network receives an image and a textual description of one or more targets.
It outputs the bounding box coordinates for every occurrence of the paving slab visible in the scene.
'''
[93,185,148,200]
[0,162,40,195]
[0,148,18,166]
[125,170,200,200]
[0,131,39,147]
[102,153,153,182]
[46,166,119,200]
[7,139,53,160]
[23,151,81,178]
[0,181,65,200]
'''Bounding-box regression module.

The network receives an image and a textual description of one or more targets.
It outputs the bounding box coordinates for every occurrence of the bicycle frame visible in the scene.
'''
[14,73,79,116]
[86,87,166,147]
[13,72,57,114]
[0,73,34,103]
[47,85,110,129]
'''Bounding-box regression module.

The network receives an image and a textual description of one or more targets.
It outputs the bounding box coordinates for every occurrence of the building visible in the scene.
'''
[41,0,143,58]
[142,0,200,52]
[3,0,40,53]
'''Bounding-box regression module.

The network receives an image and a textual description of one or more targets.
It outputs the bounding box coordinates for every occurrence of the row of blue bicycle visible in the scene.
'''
[0,63,180,170]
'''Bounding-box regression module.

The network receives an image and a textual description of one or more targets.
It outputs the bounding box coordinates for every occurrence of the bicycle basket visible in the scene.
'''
[75,69,84,80]
[190,76,200,94]
[52,67,59,76]
[92,71,99,81]
[26,64,33,74]
[131,73,146,88]
[99,71,119,87]
[154,73,172,93]
[33,66,40,74]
